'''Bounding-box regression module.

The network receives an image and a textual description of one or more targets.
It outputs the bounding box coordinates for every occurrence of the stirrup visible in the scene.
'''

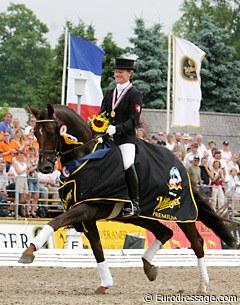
[122,202,140,218]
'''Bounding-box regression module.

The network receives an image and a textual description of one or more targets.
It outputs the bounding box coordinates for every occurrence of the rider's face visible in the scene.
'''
[114,69,131,84]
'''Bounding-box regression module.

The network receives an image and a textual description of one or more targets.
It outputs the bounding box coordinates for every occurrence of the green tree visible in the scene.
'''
[0,103,9,121]
[173,0,240,59]
[190,16,240,112]
[101,33,125,94]
[0,4,51,108]
[38,20,99,107]
[128,18,168,109]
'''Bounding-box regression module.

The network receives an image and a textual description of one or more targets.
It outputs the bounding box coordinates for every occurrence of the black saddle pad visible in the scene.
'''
[59,140,197,222]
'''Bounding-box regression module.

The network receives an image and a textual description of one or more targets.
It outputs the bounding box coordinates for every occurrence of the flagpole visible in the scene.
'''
[166,33,171,134]
[61,27,68,105]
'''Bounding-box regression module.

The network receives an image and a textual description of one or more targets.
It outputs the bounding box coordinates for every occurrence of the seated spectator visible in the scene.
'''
[11,129,26,160]
[210,160,226,211]
[196,134,207,157]
[227,153,239,173]
[12,118,23,133]
[157,131,166,146]
[174,132,186,158]
[26,147,39,217]
[0,160,8,202]
[199,156,213,197]
[6,169,16,198]
[189,136,195,146]
[225,168,240,211]
[209,150,229,179]
[8,150,29,217]
[235,173,240,210]
[0,112,13,140]
[38,161,61,206]
[174,152,184,163]
[182,133,190,150]
[24,135,39,157]
[220,141,232,163]
[150,135,158,144]
[166,133,174,151]
[207,139,217,160]
[183,143,199,168]
[24,115,36,138]
[136,128,147,140]
[0,160,8,216]
[0,131,16,172]
[187,155,202,186]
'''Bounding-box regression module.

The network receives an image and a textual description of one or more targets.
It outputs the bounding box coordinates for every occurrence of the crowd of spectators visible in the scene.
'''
[0,112,62,218]
[1,111,239,217]
[137,128,240,213]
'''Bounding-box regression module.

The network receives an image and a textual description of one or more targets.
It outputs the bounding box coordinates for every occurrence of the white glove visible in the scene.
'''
[106,125,116,135]
[97,137,103,143]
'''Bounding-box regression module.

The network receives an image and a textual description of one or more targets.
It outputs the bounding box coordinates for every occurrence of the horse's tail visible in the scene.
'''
[194,189,236,248]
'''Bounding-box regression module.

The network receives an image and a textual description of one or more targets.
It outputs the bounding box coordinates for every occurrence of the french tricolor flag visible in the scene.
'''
[66,34,105,121]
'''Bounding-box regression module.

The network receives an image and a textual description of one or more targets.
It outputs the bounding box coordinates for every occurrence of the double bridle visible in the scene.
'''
[36,119,60,165]
[36,118,101,164]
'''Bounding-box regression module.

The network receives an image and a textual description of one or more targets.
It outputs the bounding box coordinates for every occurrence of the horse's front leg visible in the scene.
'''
[18,204,94,264]
[82,221,113,294]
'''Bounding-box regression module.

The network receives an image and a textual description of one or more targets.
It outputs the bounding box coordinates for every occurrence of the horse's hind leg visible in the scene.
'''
[128,218,173,281]
[177,222,209,294]
[81,221,113,294]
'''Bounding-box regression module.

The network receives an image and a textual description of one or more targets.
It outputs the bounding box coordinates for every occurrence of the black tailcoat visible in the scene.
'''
[100,86,143,145]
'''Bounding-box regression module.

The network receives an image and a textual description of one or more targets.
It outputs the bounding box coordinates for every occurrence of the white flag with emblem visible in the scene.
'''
[172,36,206,127]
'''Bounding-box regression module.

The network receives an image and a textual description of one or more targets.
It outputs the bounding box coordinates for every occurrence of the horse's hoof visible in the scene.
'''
[196,282,207,295]
[145,265,158,281]
[95,286,108,294]
[18,253,35,264]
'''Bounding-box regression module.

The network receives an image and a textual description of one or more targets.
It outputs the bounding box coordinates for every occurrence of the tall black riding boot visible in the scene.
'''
[122,164,141,218]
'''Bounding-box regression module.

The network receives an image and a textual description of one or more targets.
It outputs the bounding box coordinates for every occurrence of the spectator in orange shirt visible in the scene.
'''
[0,132,3,141]
[0,131,16,171]
[24,135,39,158]
[11,129,26,160]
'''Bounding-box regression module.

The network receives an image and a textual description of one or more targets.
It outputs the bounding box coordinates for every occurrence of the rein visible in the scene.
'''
[60,134,105,157]
[36,118,104,161]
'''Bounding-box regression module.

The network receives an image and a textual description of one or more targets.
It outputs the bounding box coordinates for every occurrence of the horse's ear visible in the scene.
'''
[47,104,55,118]
[28,104,39,117]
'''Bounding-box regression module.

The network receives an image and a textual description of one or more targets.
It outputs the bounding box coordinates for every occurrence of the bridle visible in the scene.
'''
[36,118,102,164]
[36,119,60,165]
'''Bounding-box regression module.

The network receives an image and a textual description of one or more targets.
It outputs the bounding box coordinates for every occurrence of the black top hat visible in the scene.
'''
[114,58,136,71]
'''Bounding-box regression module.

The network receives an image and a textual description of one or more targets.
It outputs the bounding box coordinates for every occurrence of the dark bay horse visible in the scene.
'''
[19,104,235,294]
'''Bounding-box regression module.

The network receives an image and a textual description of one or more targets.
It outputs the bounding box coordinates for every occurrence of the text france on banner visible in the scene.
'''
[172,36,206,127]
[66,34,105,121]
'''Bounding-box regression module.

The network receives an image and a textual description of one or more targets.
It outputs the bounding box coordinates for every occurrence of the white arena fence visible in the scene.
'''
[0,248,239,268]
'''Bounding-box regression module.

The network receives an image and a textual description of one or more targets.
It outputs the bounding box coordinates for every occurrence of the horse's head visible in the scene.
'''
[29,104,93,174]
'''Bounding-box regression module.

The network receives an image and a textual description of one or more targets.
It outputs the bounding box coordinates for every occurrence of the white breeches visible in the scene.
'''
[119,143,135,170]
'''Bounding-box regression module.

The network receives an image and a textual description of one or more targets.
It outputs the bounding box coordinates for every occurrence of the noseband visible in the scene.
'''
[36,118,100,163]
[36,119,60,165]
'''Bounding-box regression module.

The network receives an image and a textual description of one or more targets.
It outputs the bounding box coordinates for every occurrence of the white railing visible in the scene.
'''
[2,183,240,219]
[0,248,239,268]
